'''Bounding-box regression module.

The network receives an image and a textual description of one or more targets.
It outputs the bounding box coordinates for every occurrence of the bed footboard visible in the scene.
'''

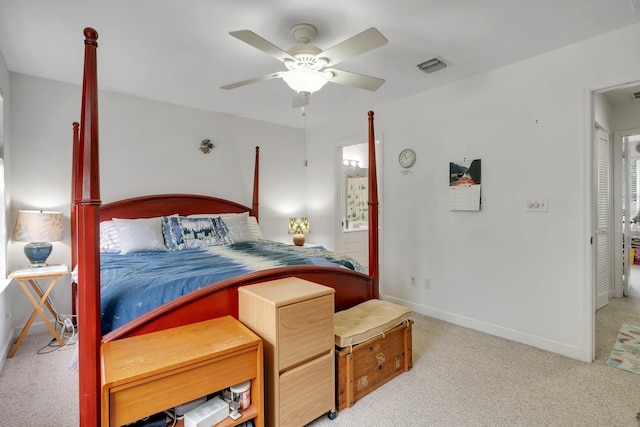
[102,266,373,342]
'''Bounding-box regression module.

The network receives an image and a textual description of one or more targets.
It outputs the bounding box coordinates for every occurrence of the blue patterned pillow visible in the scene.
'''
[161,216,184,251]
[162,216,234,250]
[212,217,233,245]
[178,217,217,249]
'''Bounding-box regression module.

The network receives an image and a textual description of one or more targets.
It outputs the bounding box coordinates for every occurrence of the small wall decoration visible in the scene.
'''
[449,158,481,211]
[199,139,215,154]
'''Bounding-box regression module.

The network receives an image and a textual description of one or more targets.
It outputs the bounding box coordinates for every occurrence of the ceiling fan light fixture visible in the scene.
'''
[282,69,330,94]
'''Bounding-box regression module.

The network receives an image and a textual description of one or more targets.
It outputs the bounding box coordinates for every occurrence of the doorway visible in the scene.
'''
[337,142,370,271]
[593,82,640,362]
[335,137,382,279]
[621,132,640,297]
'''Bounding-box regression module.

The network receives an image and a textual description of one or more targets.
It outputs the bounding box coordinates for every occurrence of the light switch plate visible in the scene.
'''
[525,198,548,212]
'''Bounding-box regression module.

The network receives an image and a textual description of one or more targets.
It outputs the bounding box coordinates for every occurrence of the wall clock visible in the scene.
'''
[398,148,416,169]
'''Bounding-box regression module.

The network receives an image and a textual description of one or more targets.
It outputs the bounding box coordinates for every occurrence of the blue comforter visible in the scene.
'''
[100,241,363,334]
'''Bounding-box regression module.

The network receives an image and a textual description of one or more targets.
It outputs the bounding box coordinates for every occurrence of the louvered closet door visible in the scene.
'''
[595,127,611,310]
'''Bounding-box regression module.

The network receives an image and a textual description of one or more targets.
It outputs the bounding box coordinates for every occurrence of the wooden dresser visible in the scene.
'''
[239,277,335,427]
[101,316,263,427]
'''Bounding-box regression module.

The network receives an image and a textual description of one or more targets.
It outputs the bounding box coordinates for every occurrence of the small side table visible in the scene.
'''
[8,264,69,357]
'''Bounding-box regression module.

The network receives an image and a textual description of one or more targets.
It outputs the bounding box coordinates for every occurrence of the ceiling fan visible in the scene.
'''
[221,23,388,107]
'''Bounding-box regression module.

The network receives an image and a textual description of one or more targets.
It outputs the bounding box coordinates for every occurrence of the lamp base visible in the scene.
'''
[24,242,53,267]
[293,234,305,246]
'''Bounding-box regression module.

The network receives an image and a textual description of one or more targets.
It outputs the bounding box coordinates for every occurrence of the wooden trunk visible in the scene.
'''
[335,320,413,410]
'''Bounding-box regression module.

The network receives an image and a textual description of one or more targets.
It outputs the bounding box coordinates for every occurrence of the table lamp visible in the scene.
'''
[12,210,64,267]
[288,217,310,246]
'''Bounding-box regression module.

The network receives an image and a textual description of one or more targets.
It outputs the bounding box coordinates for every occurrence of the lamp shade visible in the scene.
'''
[282,69,330,94]
[288,217,310,235]
[13,210,63,267]
[288,217,310,246]
[13,210,64,242]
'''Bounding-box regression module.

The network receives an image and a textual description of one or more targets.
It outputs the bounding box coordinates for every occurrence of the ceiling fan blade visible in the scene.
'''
[318,28,388,67]
[326,69,385,91]
[221,72,283,90]
[292,92,310,108]
[229,30,296,63]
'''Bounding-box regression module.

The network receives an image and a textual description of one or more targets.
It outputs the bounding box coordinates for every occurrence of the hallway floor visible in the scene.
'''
[593,264,640,362]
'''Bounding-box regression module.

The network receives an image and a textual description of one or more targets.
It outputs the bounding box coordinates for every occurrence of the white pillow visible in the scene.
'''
[188,212,257,243]
[99,220,121,252]
[221,213,257,243]
[113,217,168,254]
[247,216,264,240]
[187,212,246,219]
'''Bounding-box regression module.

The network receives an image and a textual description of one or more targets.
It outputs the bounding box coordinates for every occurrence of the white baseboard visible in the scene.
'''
[383,295,584,361]
[0,331,11,372]
[12,317,58,337]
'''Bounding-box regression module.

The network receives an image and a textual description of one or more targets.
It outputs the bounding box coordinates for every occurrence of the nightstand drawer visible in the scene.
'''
[280,351,334,427]
[238,278,335,425]
[279,294,333,369]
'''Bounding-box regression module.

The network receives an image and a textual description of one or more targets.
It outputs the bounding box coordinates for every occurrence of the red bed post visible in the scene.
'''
[367,111,379,298]
[253,146,259,221]
[71,122,79,324]
[75,27,102,425]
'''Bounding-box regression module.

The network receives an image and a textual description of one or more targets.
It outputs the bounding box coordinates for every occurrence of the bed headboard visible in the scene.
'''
[100,194,254,221]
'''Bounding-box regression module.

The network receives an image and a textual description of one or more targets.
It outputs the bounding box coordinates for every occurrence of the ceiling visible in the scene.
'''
[0,0,639,129]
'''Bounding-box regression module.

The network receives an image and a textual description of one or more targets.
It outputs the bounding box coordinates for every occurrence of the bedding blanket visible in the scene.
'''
[100,240,363,334]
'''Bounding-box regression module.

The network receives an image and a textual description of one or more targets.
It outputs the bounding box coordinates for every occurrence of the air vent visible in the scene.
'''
[632,91,640,101]
[417,57,447,74]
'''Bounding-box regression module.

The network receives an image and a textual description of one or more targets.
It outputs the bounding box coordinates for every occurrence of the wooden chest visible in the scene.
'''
[335,319,413,410]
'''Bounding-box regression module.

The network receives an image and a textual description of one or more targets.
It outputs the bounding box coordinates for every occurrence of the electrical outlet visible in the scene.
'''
[63,318,74,332]
[410,276,416,287]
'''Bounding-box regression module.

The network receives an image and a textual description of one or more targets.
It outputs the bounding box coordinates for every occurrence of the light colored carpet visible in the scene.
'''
[1,296,640,427]
[0,334,78,426]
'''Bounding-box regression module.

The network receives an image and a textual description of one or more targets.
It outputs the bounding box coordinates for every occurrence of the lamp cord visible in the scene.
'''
[302,106,308,167]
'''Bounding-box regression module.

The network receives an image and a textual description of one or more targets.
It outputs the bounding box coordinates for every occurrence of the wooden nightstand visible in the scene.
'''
[8,264,69,357]
[239,277,336,426]
[101,316,264,427]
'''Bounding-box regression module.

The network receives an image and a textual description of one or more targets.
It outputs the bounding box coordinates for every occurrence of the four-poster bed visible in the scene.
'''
[72,28,380,424]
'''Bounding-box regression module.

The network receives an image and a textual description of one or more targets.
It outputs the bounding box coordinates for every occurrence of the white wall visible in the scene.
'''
[0,49,11,366]
[307,23,640,361]
[612,98,640,132]
[5,73,306,343]
[594,92,613,132]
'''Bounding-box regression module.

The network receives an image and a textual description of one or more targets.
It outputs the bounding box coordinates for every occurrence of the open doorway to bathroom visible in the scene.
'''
[335,137,383,278]
[337,142,370,272]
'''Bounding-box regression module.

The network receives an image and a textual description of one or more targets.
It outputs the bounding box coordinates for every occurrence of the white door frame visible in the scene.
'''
[585,78,640,362]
